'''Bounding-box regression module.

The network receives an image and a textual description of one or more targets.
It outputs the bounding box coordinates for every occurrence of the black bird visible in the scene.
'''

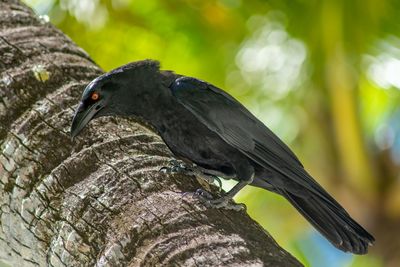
[71,60,375,254]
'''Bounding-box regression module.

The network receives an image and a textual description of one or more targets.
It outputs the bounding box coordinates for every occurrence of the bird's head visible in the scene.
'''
[70,60,162,138]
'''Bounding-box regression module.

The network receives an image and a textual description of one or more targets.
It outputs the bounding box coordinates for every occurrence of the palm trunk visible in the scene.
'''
[0,1,302,266]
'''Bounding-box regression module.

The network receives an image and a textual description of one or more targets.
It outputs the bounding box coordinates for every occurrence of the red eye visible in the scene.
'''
[91,92,100,101]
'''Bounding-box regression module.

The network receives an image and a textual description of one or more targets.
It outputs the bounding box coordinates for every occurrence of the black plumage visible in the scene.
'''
[70,60,375,254]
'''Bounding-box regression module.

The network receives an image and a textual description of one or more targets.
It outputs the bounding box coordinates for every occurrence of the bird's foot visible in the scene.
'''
[192,171,223,192]
[160,159,223,191]
[159,159,188,174]
[184,189,246,211]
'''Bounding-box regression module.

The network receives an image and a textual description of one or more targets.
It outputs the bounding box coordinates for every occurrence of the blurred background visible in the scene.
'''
[23,0,400,266]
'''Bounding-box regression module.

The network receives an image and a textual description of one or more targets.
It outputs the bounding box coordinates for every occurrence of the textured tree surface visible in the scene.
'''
[0,1,303,266]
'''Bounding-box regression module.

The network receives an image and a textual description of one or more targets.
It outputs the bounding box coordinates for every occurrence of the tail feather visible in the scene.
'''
[252,166,375,254]
[277,188,374,254]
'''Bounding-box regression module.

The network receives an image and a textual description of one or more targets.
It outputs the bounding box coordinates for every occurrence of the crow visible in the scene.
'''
[70,60,375,254]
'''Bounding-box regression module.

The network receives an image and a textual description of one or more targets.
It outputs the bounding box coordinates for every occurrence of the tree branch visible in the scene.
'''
[0,1,302,266]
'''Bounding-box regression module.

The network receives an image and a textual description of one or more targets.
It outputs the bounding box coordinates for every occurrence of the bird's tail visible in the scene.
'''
[254,173,375,254]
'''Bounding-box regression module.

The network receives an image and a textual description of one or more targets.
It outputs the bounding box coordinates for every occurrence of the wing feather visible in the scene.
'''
[171,76,302,166]
[170,77,342,200]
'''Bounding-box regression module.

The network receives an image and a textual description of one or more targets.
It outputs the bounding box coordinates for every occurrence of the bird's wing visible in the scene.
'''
[170,76,333,198]
[170,77,375,253]
[170,76,302,165]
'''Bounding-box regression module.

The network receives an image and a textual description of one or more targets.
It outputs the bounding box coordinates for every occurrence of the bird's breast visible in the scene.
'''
[157,117,241,177]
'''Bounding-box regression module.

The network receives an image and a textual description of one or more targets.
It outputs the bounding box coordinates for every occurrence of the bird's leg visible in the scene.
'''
[189,168,223,191]
[161,158,248,211]
[192,168,254,211]
[160,159,223,190]
[193,180,249,211]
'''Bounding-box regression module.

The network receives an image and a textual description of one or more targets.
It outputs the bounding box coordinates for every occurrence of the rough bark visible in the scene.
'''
[0,1,302,266]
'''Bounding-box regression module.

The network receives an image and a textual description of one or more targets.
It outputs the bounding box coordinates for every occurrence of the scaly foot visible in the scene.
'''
[184,189,246,211]
[159,159,187,174]
[160,159,223,191]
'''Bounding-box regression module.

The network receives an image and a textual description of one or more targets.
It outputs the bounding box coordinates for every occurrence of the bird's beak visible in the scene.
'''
[70,101,103,138]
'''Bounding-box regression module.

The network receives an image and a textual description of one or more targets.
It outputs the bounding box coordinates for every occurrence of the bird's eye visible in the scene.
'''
[91,92,100,101]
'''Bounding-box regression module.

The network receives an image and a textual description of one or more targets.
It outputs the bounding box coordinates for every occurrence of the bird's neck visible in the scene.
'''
[128,86,175,129]
[119,71,180,132]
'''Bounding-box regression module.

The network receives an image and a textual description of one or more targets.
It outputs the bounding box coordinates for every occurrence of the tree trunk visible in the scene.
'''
[0,1,302,266]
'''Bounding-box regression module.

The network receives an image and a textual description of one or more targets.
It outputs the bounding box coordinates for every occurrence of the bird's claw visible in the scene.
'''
[160,160,222,191]
[198,175,223,192]
[159,159,188,174]
[183,189,246,211]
